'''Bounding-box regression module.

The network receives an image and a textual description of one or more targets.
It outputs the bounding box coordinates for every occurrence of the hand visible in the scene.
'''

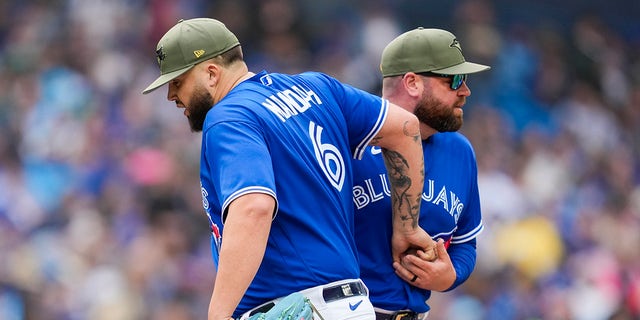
[393,239,456,291]
[391,226,437,264]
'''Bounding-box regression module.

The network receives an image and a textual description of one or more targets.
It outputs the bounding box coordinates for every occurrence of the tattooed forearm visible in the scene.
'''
[383,150,420,229]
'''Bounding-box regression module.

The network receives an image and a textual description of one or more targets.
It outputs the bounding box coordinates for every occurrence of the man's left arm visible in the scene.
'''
[443,239,477,290]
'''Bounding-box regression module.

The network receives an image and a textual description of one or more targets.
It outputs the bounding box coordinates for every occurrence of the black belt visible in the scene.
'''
[322,280,367,302]
[249,281,366,316]
[375,311,422,320]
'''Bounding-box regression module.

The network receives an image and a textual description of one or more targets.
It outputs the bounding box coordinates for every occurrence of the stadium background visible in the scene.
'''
[1,0,639,319]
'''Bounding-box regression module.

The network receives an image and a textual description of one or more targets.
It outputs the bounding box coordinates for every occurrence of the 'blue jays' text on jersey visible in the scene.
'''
[353,132,484,312]
[199,71,389,316]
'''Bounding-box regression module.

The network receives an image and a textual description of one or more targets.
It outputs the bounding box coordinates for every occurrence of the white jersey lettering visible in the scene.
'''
[262,85,321,122]
[432,186,449,211]
[353,185,368,209]
[353,174,464,216]
[422,179,435,202]
[262,96,295,122]
[310,121,345,191]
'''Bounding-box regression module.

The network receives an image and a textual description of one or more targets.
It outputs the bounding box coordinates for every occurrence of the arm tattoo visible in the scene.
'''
[403,120,421,143]
[383,150,421,229]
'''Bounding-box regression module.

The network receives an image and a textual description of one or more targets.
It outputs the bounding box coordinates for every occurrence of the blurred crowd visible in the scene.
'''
[0,0,639,319]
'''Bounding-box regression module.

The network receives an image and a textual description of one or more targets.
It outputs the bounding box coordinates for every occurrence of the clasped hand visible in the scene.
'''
[393,238,456,291]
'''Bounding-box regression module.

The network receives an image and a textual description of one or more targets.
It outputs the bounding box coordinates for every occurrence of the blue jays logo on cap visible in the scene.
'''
[450,38,462,54]
[155,46,166,65]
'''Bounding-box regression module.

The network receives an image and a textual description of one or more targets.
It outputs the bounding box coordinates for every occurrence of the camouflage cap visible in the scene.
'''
[380,27,490,77]
[142,18,240,94]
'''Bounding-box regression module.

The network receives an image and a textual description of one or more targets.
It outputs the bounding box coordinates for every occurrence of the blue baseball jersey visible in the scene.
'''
[199,70,389,315]
[353,132,484,312]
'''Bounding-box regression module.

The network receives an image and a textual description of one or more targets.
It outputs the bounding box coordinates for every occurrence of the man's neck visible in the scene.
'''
[214,63,252,103]
[230,70,254,90]
[419,123,437,140]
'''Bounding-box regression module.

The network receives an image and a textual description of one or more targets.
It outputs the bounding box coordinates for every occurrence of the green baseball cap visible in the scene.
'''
[142,18,240,94]
[380,27,490,77]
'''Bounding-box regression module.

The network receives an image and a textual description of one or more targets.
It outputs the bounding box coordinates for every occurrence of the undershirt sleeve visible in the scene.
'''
[445,238,477,291]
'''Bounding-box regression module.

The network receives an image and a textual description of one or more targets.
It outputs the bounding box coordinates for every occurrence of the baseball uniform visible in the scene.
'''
[353,132,484,313]
[200,70,388,316]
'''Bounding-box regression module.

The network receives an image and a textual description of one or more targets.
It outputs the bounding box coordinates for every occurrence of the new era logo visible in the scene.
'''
[193,49,206,58]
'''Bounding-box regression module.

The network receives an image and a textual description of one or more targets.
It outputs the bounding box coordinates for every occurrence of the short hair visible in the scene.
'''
[381,75,403,97]
[211,45,243,67]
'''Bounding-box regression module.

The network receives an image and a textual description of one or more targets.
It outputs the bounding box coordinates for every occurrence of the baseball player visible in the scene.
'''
[353,28,489,319]
[142,18,434,320]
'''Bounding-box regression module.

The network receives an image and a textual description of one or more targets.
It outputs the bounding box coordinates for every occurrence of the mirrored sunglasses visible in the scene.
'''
[416,72,468,90]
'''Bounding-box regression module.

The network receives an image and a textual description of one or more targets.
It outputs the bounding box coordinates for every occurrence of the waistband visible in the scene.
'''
[243,279,368,318]
[322,279,367,303]
[374,308,428,320]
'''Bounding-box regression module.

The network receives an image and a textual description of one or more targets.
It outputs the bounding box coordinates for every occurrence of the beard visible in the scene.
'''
[413,94,463,132]
[186,85,214,132]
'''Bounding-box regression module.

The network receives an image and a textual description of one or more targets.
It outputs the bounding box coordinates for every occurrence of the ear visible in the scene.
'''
[204,62,221,87]
[402,72,425,98]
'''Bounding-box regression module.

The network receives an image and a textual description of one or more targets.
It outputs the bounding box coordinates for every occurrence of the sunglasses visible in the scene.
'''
[416,72,468,90]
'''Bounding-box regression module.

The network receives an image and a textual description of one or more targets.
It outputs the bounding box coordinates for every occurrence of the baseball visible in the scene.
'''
[403,246,437,262]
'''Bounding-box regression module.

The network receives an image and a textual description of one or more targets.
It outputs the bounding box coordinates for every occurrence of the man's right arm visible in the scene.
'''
[370,102,435,262]
[208,193,275,320]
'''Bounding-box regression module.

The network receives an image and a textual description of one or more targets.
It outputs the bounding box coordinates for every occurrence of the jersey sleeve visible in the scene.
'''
[451,143,484,244]
[202,119,278,223]
[303,72,388,160]
[446,239,477,291]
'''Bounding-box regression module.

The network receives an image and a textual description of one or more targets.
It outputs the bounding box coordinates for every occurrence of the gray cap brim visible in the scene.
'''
[142,65,194,94]
[432,61,491,75]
